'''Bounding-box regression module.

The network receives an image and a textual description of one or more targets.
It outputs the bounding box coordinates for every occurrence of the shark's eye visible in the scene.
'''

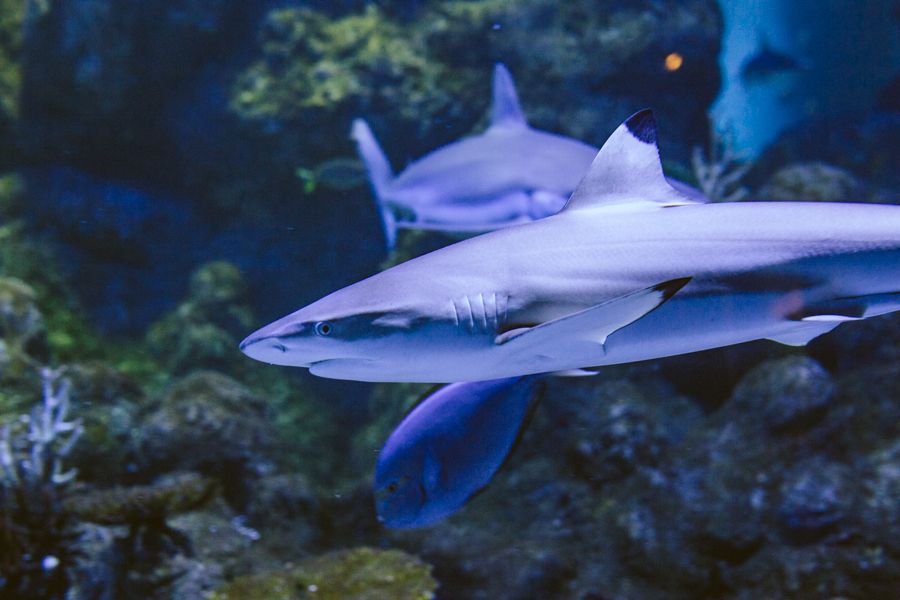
[315,321,333,336]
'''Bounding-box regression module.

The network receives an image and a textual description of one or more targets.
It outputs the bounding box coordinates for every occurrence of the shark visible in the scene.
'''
[241,109,900,383]
[352,64,704,248]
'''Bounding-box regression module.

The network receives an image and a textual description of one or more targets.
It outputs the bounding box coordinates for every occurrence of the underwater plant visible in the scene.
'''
[0,367,83,599]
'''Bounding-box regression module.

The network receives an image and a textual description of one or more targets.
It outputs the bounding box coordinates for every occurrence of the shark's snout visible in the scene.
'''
[239,331,295,363]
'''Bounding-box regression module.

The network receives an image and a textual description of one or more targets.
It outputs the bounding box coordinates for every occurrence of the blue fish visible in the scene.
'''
[741,39,807,84]
[374,376,542,528]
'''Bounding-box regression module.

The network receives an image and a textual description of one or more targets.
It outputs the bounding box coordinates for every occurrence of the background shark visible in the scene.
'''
[352,64,704,248]
[243,110,900,383]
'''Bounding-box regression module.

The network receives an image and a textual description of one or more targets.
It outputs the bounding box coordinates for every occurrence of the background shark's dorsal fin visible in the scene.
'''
[563,110,690,212]
[490,63,527,129]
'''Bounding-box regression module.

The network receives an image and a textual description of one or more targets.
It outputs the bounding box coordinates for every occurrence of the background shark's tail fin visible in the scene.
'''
[351,118,397,249]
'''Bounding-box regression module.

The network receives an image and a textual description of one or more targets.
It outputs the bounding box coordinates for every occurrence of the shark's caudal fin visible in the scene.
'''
[563,110,695,212]
[350,119,397,249]
[490,63,528,129]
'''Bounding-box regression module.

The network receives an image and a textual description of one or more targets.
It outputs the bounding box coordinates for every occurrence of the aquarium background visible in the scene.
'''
[0,1,898,598]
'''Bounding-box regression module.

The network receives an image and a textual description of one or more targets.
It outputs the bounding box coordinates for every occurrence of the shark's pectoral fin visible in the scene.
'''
[562,110,697,212]
[495,278,691,354]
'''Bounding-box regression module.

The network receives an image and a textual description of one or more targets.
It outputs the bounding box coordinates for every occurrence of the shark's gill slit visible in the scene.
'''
[476,293,488,330]
[464,295,475,331]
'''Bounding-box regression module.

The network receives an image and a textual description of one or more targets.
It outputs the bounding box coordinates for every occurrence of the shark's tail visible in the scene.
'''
[351,118,397,249]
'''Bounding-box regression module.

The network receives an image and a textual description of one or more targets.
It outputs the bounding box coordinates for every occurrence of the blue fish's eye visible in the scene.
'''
[315,321,333,336]
[387,481,398,493]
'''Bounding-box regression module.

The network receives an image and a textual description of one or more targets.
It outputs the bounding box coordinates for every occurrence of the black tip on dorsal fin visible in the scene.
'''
[625,109,658,145]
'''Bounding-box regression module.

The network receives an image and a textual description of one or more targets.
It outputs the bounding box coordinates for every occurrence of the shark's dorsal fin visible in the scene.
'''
[490,63,527,129]
[563,110,691,212]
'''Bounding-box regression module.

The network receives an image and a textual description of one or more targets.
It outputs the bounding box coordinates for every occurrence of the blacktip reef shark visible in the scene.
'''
[242,110,900,383]
[352,63,704,248]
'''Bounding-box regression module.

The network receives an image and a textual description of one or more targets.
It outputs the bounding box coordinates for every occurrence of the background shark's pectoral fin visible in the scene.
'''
[490,63,528,129]
[563,110,694,212]
[495,278,691,356]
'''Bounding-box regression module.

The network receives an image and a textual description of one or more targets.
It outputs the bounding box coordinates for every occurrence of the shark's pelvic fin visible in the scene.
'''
[495,277,691,349]
[563,110,693,212]
[769,292,900,346]
[766,322,841,346]
[351,118,397,249]
[490,63,527,129]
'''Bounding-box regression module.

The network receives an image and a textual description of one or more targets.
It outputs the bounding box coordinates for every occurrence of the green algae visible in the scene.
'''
[0,0,23,123]
[210,547,437,600]
[232,5,448,125]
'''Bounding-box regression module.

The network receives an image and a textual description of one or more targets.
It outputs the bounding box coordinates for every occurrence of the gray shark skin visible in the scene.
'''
[352,64,703,248]
[242,110,900,383]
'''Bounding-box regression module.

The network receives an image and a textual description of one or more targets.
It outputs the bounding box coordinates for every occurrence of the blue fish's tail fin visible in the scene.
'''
[351,118,397,249]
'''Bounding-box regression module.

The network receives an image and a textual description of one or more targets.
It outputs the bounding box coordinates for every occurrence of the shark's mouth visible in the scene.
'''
[308,358,377,379]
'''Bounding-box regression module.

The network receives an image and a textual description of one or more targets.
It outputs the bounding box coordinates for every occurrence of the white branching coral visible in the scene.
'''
[0,367,83,488]
[691,118,752,203]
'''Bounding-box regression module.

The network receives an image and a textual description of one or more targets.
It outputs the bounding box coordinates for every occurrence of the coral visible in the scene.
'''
[0,368,83,599]
[691,118,751,202]
[209,547,437,600]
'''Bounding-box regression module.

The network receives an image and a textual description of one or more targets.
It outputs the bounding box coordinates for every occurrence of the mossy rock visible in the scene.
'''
[63,472,218,526]
[189,261,247,308]
[62,362,145,484]
[210,547,437,600]
[0,276,47,365]
[146,261,253,375]
[758,162,866,203]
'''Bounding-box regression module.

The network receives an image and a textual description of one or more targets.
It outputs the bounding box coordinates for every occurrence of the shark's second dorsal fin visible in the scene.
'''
[490,63,527,129]
[563,110,691,212]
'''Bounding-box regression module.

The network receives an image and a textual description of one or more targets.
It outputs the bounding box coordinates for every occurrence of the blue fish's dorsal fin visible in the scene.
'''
[490,63,527,129]
[563,110,691,212]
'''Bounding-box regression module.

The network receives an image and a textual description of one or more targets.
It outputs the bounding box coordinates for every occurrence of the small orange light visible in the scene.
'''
[664,52,684,72]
